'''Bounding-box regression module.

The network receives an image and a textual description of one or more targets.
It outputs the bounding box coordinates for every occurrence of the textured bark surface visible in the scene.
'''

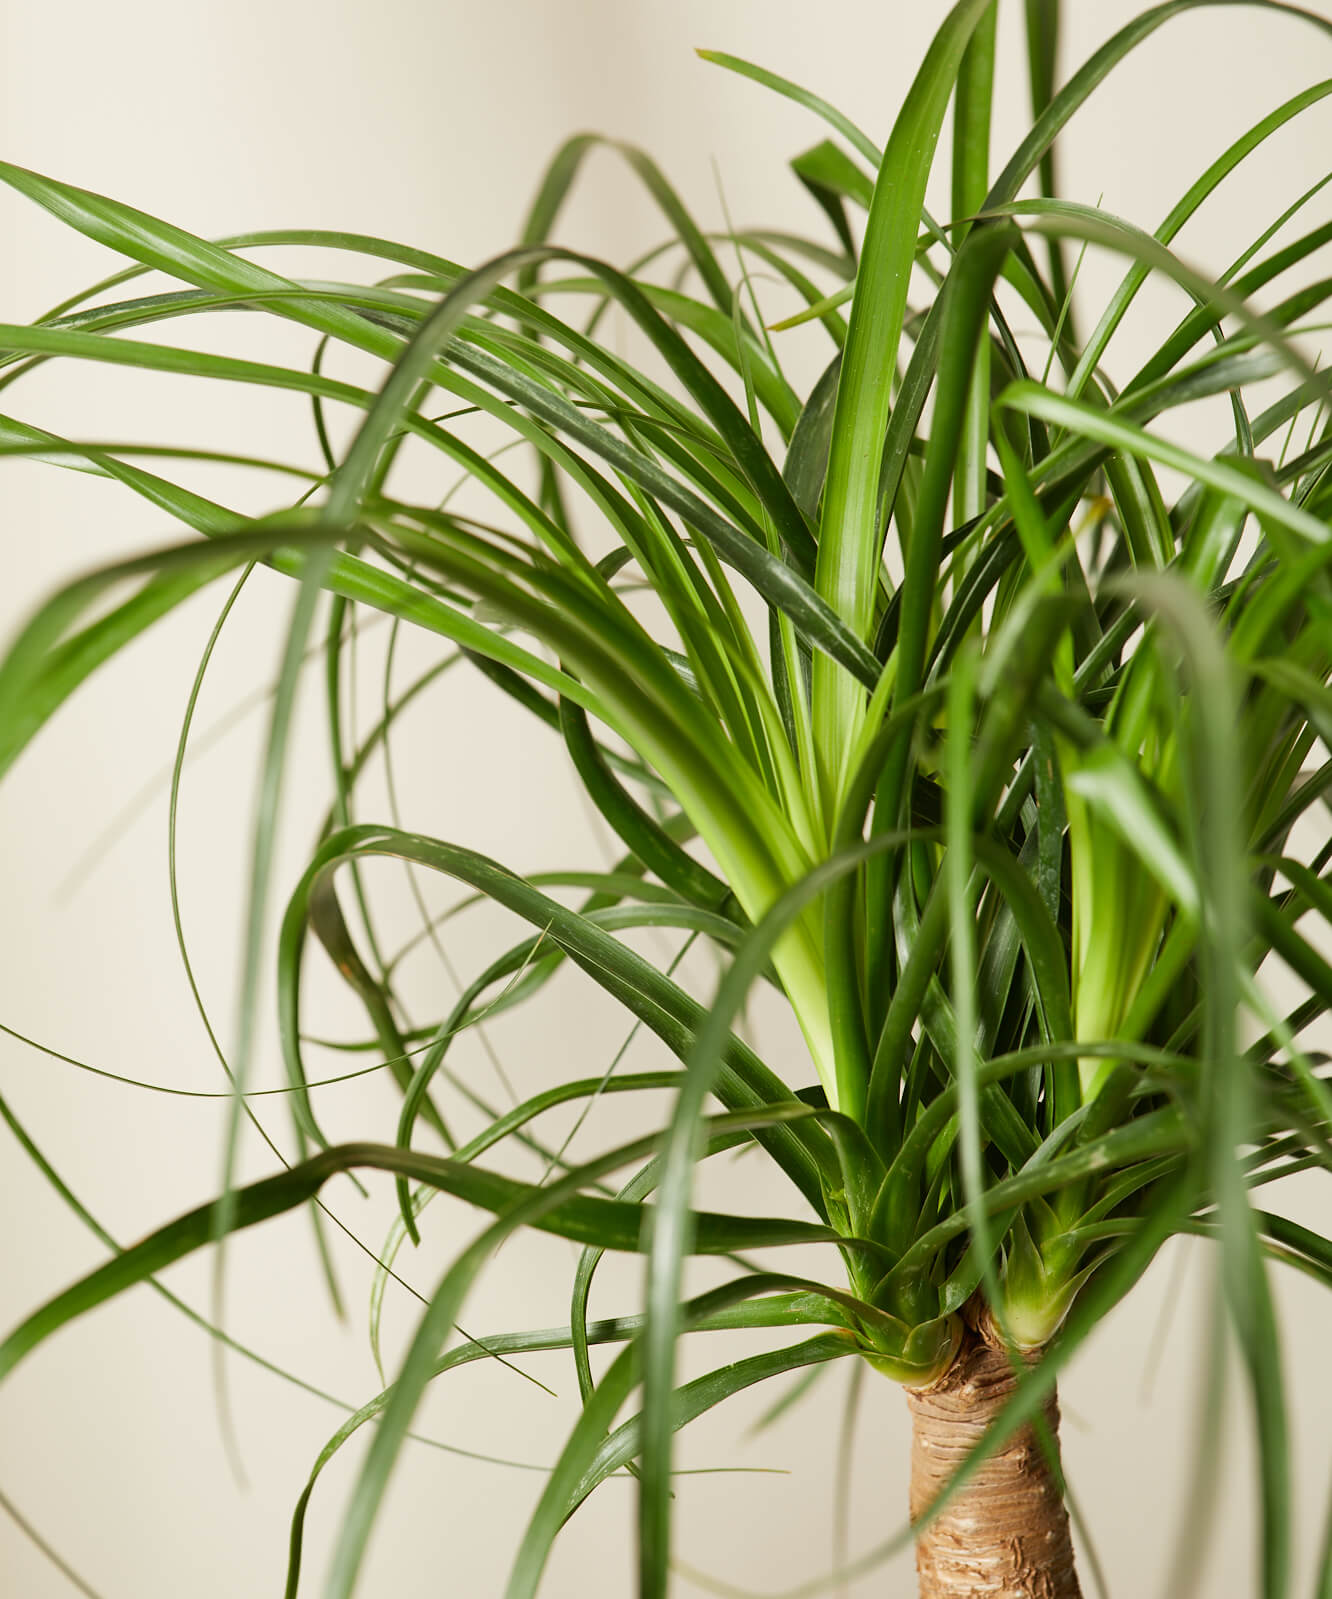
[905,1324,1081,1598]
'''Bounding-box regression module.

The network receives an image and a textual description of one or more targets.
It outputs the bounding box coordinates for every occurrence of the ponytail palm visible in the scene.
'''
[1,2,1331,1595]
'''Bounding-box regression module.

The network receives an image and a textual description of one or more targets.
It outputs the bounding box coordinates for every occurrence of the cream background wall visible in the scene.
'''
[1,2,1330,1595]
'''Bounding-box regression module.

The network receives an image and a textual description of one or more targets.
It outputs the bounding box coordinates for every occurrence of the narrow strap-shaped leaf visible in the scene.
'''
[789,140,866,260]
[282,1291,845,1598]
[1000,381,1329,548]
[0,181,872,675]
[320,1111,866,1599]
[509,1278,851,1599]
[0,1127,861,1390]
[636,830,974,1599]
[557,694,738,914]
[986,2,1332,223]
[951,2,998,529]
[278,825,838,1206]
[575,1326,852,1514]
[696,51,881,168]
[1022,0,1074,325]
[1067,76,1332,401]
[813,0,996,777]
[516,132,748,331]
[862,223,1020,1002]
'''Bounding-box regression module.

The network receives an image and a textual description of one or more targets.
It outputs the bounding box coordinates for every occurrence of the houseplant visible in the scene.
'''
[0,0,1330,1592]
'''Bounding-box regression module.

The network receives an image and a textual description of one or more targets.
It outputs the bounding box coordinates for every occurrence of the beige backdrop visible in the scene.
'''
[2,2,1331,1595]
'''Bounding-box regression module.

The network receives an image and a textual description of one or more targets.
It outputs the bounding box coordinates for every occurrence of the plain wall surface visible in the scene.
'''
[2,2,1331,1595]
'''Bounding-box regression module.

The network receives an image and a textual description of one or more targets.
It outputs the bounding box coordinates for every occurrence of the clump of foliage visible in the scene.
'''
[1,1,1331,1595]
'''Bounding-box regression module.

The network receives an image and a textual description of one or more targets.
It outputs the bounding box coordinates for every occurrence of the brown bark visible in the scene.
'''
[905,1322,1081,1599]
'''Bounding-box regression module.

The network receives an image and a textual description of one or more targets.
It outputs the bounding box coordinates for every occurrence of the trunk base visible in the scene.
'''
[905,1320,1081,1599]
